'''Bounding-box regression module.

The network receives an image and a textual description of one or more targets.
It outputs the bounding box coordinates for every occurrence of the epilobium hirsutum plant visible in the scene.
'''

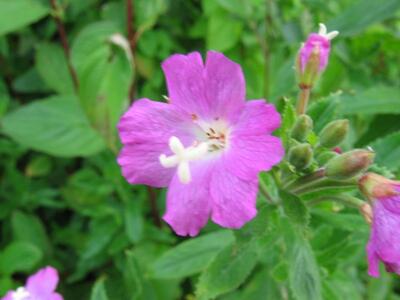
[117,22,397,295]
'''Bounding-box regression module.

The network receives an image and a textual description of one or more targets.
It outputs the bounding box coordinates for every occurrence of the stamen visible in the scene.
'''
[12,287,30,300]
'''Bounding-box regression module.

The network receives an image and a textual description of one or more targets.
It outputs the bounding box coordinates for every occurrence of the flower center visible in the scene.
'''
[159,118,230,184]
[12,287,31,300]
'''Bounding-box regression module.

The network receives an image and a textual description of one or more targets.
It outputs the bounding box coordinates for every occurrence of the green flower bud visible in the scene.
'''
[288,143,313,170]
[319,119,349,148]
[291,114,313,142]
[325,149,375,180]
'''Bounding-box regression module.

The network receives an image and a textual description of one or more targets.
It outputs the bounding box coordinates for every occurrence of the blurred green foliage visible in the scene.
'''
[0,0,399,299]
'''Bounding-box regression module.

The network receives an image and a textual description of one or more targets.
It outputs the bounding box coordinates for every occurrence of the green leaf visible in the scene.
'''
[90,278,109,300]
[11,211,52,256]
[124,251,144,299]
[72,22,133,138]
[136,0,168,34]
[370,132,400,171]
[289,233,322,300]
[35,43,75,94]
[1,95,106,157]
[207,9,243,51]
[0,241,42,275]
[0,0,49,36]
[0,77,9,118]
[327,0,400,36]
[124,200,144,244]
[280,191,310,228]
[339,86,400,115]
[150,230,234,279]
[196,240,258,300]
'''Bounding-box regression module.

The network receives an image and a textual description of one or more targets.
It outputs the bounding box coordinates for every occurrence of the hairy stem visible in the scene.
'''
[49,0,79,92]
[284,168,326,191]
[307,195,365,208]
[296,86,311,115]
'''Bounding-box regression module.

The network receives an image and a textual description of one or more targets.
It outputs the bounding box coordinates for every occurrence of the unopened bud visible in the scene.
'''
[325,149,374,180]
[358,173,400,201]
[319,119,349,148]
[297,23,338,88]
[359,203,373,224]
[291,114,313,142]
[288,143,313,170]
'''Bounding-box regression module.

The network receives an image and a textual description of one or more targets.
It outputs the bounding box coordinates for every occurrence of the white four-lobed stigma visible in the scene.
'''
[318,23,339,40]
[12,287,30,300]
[159,136,209,184]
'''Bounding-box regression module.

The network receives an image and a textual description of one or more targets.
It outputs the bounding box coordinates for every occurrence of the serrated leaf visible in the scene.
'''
[280,191,309,228]
[196,241,258,300]
[339,86,400,115]
[370,132,400,171]
[150,230,234,279]
[289,233,322,300]
[1,95,106,157]
[0,0,49,36]
[0,241,42,274]
[278,99,296,146]
[35,43,75,94]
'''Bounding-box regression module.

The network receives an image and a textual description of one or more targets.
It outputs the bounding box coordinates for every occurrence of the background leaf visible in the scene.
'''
[1,95,106,157]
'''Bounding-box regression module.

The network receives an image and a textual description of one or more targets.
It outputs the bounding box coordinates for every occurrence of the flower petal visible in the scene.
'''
[204,51,245,122]
[381,192,400,214]
[367,242,380,277]
[210,162,258,228]
[26,266,59,297]
[234,100,281,135]
[223,134,284,181]
[1,291,13,300]
[49,293,64,300]
[118,98,191,144]
[163,162,214,236]
[162,52,211,118]
[118,143,177,188]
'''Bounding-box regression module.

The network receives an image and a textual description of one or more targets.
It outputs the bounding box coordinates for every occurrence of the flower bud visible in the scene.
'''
[319,119,349,148]
[358,173,400,201]
[325,149,374,180]
[291,114,313,142]
[288,143,313,170]
[297,23,338,88]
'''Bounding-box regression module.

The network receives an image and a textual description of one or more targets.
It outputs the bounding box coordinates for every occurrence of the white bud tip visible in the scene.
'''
[318,23,339,40]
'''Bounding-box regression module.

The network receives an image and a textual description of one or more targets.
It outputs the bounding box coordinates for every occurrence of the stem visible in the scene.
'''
[49,0,79,92]
[284,168,326,191]
[126,0,137,102]
[147,187,162,228]
[296,87,311,115]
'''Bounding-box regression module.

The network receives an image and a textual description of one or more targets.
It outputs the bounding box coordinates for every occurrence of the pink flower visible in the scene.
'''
[2,266,63,300]
[299,23,339,73]
[117,51,284,236]
[359,173,400,277]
